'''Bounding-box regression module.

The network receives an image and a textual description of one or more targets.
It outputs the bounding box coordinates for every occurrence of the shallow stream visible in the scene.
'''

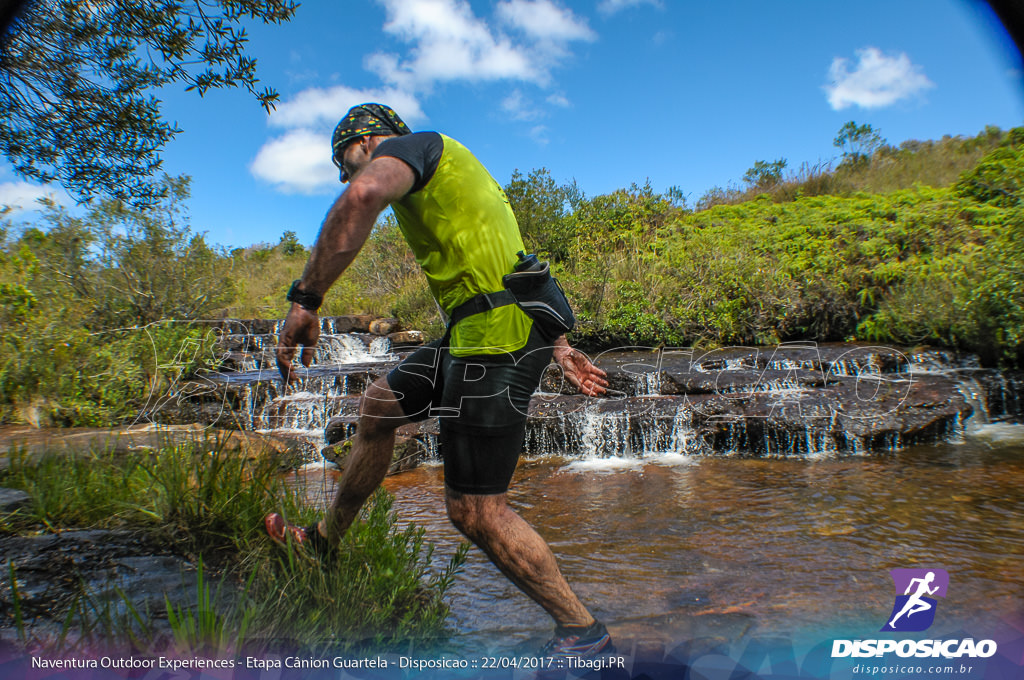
[286,421,1024,652]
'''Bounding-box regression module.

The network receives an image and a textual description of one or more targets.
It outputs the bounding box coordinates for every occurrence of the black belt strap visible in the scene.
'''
[447,290,517,328]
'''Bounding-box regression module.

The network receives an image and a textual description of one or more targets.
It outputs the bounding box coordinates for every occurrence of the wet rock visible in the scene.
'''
[147,395,247,428]
[321,439,350,467]
[325,414,440,447]
[154,365,393,427]
[0,426,318,472]
[0,488,30,513]
[397,419,440,439]
[523,372,972,457]
[0,530,227,644]
[388,330,426,348]
[954,368,1024,419]
[259,395,361,432]
[325,315,375,333]
[660,368,833,396]
[390,437,429,473]
[369,318,400,336]
[321,436,428,475]
[166,334,1014,458]
[326,415,359,445]
[540,344,915,397]
[228,430,320,469]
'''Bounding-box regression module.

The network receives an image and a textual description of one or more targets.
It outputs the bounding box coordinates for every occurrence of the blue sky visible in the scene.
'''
[2,0,1022,249]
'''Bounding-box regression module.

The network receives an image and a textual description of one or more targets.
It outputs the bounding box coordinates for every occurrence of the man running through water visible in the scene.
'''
[268,103,612,659]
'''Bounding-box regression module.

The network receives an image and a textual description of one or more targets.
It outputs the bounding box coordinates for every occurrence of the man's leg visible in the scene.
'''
[436,328,607,650]
[321,377,411,543]
[445,488,595,627]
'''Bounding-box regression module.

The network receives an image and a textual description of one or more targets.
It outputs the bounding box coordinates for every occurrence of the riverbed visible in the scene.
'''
[287,421,1024,653]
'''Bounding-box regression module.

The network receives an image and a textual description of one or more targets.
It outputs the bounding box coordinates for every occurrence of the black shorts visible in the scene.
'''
[386,324,554,495]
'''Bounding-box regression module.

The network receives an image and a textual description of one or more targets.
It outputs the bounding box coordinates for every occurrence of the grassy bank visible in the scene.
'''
[0,439,466,653]
[1,125,1022,426]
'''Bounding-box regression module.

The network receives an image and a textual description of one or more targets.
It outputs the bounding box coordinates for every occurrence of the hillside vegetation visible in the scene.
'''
[1,125,1022,426]
[514,124,1023,366]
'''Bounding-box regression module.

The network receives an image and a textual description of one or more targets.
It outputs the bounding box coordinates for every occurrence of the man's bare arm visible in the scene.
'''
[300,156,415,296]
[275,156,415,383]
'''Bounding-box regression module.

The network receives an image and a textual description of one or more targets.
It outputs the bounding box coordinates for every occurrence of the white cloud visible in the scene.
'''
[597,0,662,16]
[251,0,594,193]
[653,30,672,46]
[250,129,338,195]
[370,0,536,87]
[270,86,426,129]
[825,47,934,110]
[546,92,570,108]
[502,89,545,121]
[529,125,550,145]
[496,0,596,43]
[369,0,592,90]
[0,181,70,213]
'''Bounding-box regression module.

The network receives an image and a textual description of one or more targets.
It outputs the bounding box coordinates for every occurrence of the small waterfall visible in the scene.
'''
[906,349,1024,428]
[909,349,981,372]
[202,331,400,436]
[956,375,991,428]
[524,399,705,461]
[176,336,1022,463]
[767,357,821,371]
[256,391,332,432]
[579,406,631,457]
[249,379,365,432]
[640,371,660,395]
[317,334,395,365]
[215,326,396,373]
[641,405,702,456]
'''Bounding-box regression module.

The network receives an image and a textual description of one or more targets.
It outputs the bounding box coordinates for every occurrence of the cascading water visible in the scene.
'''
[316,334,395,366]
[190,334,1023,466]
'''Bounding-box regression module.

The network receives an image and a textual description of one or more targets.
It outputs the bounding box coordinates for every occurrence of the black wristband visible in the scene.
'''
[286,280,323,311]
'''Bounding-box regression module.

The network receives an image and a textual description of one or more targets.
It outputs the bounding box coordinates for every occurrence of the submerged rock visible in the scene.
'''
[321,436,428,475]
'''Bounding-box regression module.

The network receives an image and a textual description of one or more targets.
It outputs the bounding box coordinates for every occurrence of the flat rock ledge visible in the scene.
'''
[0,425,320,473]
[0,529,223,650]
[0,488,30,513]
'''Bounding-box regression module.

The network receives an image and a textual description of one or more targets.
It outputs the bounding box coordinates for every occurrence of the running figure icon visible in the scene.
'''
[888,571,939,628]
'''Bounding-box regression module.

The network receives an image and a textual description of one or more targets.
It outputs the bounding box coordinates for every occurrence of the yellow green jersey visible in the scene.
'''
[381,133,533,356]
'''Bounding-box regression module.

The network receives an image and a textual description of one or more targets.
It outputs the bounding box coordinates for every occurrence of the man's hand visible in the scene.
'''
[276,303,321,384]
[553,341,608,397]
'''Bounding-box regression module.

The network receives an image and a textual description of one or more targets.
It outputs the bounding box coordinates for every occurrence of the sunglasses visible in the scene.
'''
[332,142,356,183]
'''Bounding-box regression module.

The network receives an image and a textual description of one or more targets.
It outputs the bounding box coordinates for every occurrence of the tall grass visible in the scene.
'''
[1,437,302,556]
[1,438,466,653]
[243,491,470,652]
[165,557,255,656]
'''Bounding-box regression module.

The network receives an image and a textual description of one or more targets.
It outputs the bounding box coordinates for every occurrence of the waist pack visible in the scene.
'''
[448,253,576,338]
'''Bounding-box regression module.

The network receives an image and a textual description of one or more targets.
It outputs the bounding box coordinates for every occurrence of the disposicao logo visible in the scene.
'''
[881,568,949,632]
[831,568,998,660]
